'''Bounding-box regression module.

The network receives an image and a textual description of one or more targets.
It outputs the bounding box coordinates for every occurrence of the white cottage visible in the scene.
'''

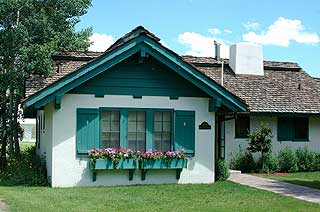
[23,26,320,187]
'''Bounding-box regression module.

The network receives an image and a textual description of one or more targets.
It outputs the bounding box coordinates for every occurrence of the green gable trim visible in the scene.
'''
[24,34,247,112]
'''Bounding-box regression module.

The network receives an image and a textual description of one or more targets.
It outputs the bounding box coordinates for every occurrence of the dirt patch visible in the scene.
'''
[0,199,8,212]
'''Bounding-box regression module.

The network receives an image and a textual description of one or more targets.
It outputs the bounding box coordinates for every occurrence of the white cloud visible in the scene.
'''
[243,22,260,31]
[224,29,232,34]
[242,17,320,47]
[208,28,221,35]
[208,28,232,35]
[178,32,230,58]
[89,33,114,52]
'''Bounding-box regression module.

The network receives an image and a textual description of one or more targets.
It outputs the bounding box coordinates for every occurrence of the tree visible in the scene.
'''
[247,123,273,171]
[0,0,92,168]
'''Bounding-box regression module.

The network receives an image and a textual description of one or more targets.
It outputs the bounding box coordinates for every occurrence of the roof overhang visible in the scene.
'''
[24,34,247,114]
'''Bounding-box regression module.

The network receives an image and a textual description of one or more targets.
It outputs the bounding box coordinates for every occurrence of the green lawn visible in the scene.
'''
[261,172,320,190]
[19,142,35,151]
[0,182,320,212]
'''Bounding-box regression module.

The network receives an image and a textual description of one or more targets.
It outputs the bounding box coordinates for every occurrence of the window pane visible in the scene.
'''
[137,112,145,121]
[111,121,119,131]
[154,112,162,121]
[163,122,171,132]
[153,111,171,152]
[128,111,146,151]
[294,118,308,140]
[111,111,119,121]
[128,122,137,132]
[101,110,120,148]
[102,111,110,120]
[101,120,111,131]
[235,115,250,138]
[154,132,162,141]
[154,122,162,132]
[128,112,136,121]
[163,112,171,121]
[137,121,145,132]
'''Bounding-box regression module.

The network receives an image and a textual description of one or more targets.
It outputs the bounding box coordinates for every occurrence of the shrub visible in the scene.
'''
[230,150,257,173]
[278,147,298,173]
[295,147,316,172]
[258,153,279,173]
[0,146,48,186]
[215,159,230,181]
[247,123,273,171]
[313,152,320,171]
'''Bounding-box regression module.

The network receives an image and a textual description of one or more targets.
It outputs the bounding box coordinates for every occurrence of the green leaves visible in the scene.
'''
[0,0,92,167]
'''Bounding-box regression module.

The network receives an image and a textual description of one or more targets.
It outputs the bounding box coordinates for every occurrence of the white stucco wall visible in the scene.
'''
[48,94,215,187]
[225,116,320,164]
[37,103,53,180]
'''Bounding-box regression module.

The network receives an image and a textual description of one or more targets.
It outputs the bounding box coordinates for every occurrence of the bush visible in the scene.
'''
[278,147,298,173]
[296,147,316,172]
[0,145,48,186]
[258,153,279,173]
[314,152,320,171]
[230,150,257,173]
[215,159,230,181]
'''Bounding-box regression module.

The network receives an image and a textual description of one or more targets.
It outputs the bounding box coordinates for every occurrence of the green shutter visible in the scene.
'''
[76,108,100,154]
[174,110,195,155]
[277,117,293,141]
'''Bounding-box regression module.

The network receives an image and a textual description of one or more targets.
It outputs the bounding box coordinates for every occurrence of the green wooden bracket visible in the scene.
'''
[94,93,104,98]
[92,171,97,182]
[209,97,222,112]
[141,169,147,181]
[55,96,61,110]
[176,169,182,180]
[129,169,134,181]
[169,96,179,100]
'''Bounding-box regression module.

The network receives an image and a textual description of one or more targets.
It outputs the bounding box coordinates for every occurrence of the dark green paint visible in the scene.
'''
[70,53,208,98]
[76,109,100,154]
[175,110,195,155]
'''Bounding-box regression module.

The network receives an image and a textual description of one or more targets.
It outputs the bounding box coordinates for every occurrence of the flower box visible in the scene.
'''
[116,159,137,169]
[89,158,137,181]
[140,159,187,169]
[140,159,188,180]
[94,159,115,170]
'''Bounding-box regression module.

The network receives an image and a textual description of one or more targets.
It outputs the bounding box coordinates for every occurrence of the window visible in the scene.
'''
[154,111,172,152]
[101,111,120,148]
[278,117,309,141]
[235,115,250,138]
[128,111,146,151]
[76,108,195,156]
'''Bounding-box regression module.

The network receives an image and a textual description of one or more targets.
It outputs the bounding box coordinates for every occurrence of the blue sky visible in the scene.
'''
[76,0,320,77]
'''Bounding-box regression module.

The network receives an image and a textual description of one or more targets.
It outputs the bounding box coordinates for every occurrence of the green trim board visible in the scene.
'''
[24,33,247,113]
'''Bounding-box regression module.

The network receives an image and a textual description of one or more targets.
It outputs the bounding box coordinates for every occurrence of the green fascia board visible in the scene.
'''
[25,34,247,112]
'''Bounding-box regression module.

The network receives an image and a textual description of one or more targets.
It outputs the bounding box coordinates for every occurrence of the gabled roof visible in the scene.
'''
[24,26,247,113]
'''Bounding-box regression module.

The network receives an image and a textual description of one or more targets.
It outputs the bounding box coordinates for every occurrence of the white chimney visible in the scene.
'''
[229,43,264,75]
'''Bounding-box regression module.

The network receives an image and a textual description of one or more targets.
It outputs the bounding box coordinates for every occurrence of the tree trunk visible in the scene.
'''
[8,88,14,156]
[13,96,20,158]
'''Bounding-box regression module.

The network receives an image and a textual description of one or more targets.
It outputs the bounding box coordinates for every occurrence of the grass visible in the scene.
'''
[0,182,320,212]
[19,142,35,151]
[260,172,320,190]
[0,144,319,211]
